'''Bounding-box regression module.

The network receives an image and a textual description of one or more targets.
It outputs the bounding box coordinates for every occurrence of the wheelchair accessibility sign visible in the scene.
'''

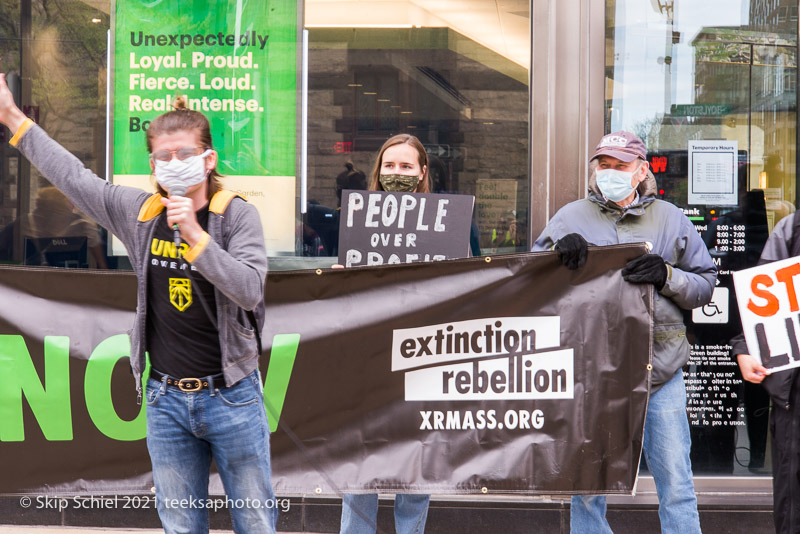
[692,287,728,324]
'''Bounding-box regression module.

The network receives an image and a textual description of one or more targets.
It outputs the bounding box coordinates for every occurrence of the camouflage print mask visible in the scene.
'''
[379,174,419,192]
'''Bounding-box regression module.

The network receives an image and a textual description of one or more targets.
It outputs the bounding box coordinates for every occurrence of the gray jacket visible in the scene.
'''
[532,170,717,389]
[13,124,268,398]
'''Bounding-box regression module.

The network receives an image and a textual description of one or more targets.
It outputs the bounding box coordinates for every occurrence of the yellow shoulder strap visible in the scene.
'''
[209,189,243,214]
[138,190,243,221]
[137,193,165,222]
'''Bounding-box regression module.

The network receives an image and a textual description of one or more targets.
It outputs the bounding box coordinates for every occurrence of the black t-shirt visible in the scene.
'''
[146,206,222,378]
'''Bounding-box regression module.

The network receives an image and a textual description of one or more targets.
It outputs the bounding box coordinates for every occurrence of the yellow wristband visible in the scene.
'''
[9,118,35,147]
[183,231,211,263]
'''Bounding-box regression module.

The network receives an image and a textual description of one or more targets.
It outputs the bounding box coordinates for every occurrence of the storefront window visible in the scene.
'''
[0,1,530,270]
[299,0,531,267]
[606,0,798,476]
[0,0,112,268]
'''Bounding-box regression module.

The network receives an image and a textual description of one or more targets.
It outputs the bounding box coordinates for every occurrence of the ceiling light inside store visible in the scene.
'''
[363,92,377,95]
[347,83,363,87]
[400,111,413,114]
[306,24,413,28]
[304,0,531,69]
[377,99,391,102]
[91,18,102,23]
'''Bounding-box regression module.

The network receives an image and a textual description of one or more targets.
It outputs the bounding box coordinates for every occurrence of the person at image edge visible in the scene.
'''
[0,63,277,534]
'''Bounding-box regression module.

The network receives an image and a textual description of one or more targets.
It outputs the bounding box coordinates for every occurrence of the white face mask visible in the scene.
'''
[154,149,212,193]
[596,167,638,202]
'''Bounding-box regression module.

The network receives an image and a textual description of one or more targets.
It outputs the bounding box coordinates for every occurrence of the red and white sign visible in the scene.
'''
[733,257,800,373]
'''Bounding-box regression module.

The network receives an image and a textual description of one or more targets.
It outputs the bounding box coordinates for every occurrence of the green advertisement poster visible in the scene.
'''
[112,0,297,253]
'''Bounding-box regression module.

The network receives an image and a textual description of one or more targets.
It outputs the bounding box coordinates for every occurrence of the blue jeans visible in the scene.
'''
[340,493,430,534]
[146,370,277,534]
[570,369,701,534]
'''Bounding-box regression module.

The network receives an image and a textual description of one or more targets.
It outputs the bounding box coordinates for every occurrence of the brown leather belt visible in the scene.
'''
[150,369,226,392]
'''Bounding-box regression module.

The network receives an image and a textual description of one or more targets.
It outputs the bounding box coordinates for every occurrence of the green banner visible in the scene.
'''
[113,0,296,177]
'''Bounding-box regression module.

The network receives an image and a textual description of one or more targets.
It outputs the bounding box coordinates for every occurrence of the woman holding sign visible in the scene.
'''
[340,134,431,534]
[367,134,431,194]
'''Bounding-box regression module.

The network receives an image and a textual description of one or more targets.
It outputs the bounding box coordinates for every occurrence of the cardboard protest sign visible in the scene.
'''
[733,256,800,372]
[338,190,475,267]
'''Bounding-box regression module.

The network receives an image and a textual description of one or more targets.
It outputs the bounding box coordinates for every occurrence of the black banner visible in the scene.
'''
[0,245,652,496]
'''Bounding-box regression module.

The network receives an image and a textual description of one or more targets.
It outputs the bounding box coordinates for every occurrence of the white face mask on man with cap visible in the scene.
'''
[596,161,646,203]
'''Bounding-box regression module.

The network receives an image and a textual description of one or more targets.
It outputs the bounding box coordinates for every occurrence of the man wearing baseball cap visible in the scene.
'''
[533,131,716,533]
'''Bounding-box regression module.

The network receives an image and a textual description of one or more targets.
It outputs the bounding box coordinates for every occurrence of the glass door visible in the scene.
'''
[606,0,798,477]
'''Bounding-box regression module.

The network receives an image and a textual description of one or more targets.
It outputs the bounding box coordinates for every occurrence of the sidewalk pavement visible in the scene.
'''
[0,530,172,533]
[0,529,229,533]
[0,529,317,533]
[0,528,324,534]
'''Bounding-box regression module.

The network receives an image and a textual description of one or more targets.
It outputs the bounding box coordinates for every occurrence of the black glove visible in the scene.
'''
[622,254,667,290]
[554,233,588,270]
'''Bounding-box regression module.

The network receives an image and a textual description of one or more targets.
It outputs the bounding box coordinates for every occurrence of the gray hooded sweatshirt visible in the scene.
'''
[533,169,717,390]
[11,122,268,400]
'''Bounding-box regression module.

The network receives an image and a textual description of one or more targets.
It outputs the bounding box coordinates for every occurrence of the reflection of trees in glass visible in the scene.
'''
[0,0,19,42]
[693,28,797,67]
[0,1,110,264]
[632,115,721,152]
[28,1,109,128]
[694,40,797,68]
[694,28,795,47]
[753,46,797,67]
[694,42,751,65]
[1,0,108,130]
[0,1,21,73]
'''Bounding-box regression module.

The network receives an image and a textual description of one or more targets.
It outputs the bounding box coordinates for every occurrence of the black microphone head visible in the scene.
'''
[170,184,187,197]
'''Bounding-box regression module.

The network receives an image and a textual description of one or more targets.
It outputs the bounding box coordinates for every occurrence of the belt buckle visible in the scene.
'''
[177,377,202,392]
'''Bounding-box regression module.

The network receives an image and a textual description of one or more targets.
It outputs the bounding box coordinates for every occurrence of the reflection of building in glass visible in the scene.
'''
[0,1,108,262]
[691,27,797,221]
[749,0,798,31]
[308,28,529,252]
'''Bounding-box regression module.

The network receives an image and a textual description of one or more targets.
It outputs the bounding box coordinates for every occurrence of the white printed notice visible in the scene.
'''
[733,257,800,374]
[688,140,738,206]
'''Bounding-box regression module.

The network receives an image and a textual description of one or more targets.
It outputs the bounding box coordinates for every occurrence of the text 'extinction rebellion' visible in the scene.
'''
[391,317,574,401]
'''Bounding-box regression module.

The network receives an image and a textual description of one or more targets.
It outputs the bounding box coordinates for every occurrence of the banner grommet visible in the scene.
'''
[646,364,653,371]
[481,487,488,493]
[484,256,492,263]
[316,269,323,275]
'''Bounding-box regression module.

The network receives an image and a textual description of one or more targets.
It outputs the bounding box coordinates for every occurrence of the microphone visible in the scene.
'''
[170,185,187,254]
